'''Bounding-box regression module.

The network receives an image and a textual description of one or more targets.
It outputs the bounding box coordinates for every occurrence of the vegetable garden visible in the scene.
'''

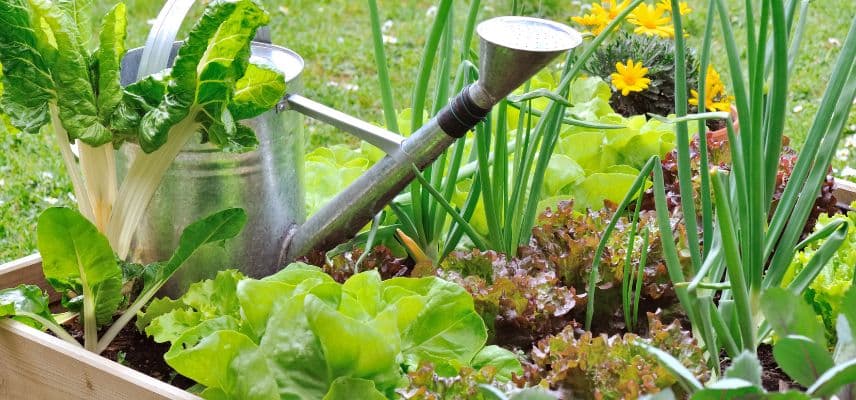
[0,0,855,399]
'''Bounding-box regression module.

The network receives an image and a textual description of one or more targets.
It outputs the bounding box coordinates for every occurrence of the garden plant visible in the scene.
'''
[0,0,854,399]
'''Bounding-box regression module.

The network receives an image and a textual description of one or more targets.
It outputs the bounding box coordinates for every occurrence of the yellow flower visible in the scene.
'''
[572,10,610,35]
[572,1,630,35]
[595,0,631,20]
[689,66,734,112]
[628,4,675,38]
[656,0,692,15]
[611,59,652,96]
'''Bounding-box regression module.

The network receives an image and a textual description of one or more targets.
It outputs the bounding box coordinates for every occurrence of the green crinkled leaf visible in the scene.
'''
[762,287,827,347]
[544,154,585,196]
[145,308,203,344]
[57,0,92,49]
[139,0,269,153]
[151,265,498,398]
[388,276,488,365]
[773,335,835,387]
[229,60,286,120]
[572,170,646,211]
[570,76,611,104]
[30,0,111,145]
[94,3,126,122]
[37,207,122,327]
[323,377,386,400]
[165,322,278,400]
[0,0,56,135]
[305,294,402,391]
[0,285,56,329]
[136,296,183,331]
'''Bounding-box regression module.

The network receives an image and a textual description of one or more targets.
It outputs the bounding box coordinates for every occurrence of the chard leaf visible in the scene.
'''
[139,0,270,153]
[141,208,247,296]
[57,0,92,49]
[229,60,286,120]
[94,2,126,122]
[0,285,56,329]
[29,0,110,145]
[37,207,122,328]
[0,0,55,134]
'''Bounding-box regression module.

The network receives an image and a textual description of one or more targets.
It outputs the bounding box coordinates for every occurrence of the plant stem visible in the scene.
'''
[49,103,94,223]
[78,142,118,233]
[108,116,200,259]
[17,312,81,348]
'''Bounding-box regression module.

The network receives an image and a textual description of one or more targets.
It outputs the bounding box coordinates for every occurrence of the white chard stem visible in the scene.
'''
[108,116,201,259]
[78,142,118,233]
[49,103,95,223]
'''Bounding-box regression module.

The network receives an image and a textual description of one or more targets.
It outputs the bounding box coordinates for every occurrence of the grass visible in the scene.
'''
[0,0,853,263]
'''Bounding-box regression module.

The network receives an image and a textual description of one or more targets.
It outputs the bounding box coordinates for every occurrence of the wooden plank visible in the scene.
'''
[0,255,200,400]
[0,253,61,303]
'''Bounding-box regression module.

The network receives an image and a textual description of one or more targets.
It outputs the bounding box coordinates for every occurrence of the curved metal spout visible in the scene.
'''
[277,16,581,265]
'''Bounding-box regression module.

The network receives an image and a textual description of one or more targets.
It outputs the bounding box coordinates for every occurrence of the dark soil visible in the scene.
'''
[706,118,726,132]
[720,344,803,392]
[62,317,195,390]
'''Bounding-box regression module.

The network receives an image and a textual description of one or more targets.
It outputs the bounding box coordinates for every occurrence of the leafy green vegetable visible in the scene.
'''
[38,207,123,349]
[0,206,246,354]
[142,265,517,399]
[783,206,856,345]
[0,0,286,262]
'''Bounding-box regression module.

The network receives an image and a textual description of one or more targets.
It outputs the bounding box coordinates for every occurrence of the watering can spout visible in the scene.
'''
[277,16,581,265]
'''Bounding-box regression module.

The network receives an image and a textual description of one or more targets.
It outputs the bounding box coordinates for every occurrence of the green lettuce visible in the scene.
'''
[783,206,856,345]
[141,265,519,399]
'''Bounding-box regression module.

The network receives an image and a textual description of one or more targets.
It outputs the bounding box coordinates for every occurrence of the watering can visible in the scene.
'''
[118,13,582,295]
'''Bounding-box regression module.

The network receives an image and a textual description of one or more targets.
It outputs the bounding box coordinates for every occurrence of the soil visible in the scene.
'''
[62,317,195,390]
[720,344,803,392]
[706,118,726,132]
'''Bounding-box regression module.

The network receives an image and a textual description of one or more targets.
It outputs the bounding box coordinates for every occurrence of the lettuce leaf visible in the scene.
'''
[142,265,510,399]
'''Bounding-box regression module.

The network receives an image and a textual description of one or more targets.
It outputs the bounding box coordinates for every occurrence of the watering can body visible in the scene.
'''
[118,17,581,296]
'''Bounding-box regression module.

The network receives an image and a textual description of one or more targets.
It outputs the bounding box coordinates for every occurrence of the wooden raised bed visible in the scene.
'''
[1,180,854,399]
[0,256,199,400]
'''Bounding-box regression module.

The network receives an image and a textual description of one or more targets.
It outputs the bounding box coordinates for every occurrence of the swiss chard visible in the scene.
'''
[0,0,287,260]
[0,207,247,353]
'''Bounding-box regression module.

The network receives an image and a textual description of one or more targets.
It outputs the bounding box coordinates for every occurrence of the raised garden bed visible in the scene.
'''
[0,256,199,400]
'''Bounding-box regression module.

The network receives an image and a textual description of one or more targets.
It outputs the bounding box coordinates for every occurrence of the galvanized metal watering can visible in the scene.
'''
[119,15,582,295]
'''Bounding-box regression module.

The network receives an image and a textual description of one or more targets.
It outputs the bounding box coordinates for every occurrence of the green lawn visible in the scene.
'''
[1,0,853,262]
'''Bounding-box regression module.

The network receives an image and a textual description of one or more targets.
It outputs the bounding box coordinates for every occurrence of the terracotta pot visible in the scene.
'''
[707,105,739,141]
